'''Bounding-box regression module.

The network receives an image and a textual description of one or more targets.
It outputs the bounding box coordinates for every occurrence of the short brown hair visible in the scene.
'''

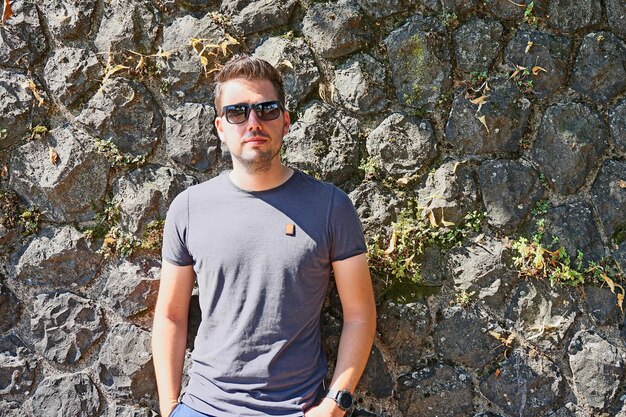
[213,54,286,113]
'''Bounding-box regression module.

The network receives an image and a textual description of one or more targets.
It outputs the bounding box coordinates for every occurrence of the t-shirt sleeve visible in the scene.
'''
[328,187,367,262]
[162,189,194,266]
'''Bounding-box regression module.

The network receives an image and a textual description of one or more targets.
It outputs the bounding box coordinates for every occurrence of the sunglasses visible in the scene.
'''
[221,100,283,124]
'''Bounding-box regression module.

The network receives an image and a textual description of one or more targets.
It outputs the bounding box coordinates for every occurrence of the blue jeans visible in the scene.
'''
[169,403,215,417]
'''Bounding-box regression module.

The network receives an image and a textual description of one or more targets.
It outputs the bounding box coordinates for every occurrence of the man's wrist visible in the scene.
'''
[319,397,347,417]
[324,389,354,412]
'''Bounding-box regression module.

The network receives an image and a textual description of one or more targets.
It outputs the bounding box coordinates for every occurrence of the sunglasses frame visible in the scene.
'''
[221,100,284,125]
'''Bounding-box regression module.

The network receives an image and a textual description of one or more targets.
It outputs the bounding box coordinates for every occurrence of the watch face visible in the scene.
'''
[338,392,353,410]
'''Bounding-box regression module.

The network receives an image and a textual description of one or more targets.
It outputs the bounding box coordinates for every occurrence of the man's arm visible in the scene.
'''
[152,260,196,417]
[305,252,376,417]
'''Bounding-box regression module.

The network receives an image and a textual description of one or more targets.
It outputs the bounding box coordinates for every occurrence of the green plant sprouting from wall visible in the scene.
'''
[84,198,121,240]
[369,205,484,303]
[98,225,141,259]
[512,218,625,312]
[94,138,145,168]
[18,206,42,236]
[139,218,165,255]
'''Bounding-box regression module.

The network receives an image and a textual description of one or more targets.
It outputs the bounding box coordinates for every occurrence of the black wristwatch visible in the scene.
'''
[325,389,354,411]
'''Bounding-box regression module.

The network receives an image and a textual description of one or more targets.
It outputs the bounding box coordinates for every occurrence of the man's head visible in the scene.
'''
[213,55,290,174]
[214,55,286,112]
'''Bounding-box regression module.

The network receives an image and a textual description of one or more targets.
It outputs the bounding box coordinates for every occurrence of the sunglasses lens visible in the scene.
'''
[225,105,248,124]
[256,102,281,121]
[222,101,282,124]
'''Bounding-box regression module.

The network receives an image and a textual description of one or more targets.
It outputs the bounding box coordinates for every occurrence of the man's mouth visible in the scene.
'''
[243,137,268,144]
[243,132,270,144]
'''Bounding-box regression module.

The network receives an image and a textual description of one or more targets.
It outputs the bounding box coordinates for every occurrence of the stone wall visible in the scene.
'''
[1,0,626,416]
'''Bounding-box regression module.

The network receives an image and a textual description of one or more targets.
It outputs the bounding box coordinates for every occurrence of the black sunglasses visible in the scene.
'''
[221,101,283,124]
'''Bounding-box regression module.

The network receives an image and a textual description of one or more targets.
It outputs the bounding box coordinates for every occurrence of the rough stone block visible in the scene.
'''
[568,330,625,409]
[100,257,160,320]
[165,102,218,172]
[231,0,296,35]
[453,19,503,73]
[354,0,404,18]
[94,0,160,55]
[610,99,626,154]
[445,77,531,155]
[15,226,102,287]
[376,301,430,366]
[41,0,96,41]
[0,401,25,417]
[398,363,473,417]
[0,69,47,149]
[385,15,451,111]
[349,181,398,235]
[422,0,478,14]
[44,47,101,107]
[505,281,577,351]
[416,159,478,226]
[434,306,503,368]
[446,236,519,316]
[302,0,370,59]
[360,345,393,398]
[591,160,626,242]
[504,28,572,99]
[113,165,197,235]
[9,126,110,222]
[532,103,607,195]
[0,0,46,68]
[98,323,155,401]
[536,0,601,32]
[477,160,543,232]
[31,292,105,365]
[254,36,320,111]
[571,32,626,103]
[479,348,563,416]
[105,403,154,417]
[484,0,532,20]
[283,102,359,184]
[31,373,100,417]
[607,0,626,40]
[160,13,226,97]
[541,201,605,264]
[0,333,37,396]
[0,281,21,333]
[77,77,163,158]
[584,285,622,326]
[332,54,388,114]
[366,112,437,177]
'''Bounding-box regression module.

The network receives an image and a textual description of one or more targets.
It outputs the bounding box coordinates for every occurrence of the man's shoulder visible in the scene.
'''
[186,172,229,195]
[293,169,342,195]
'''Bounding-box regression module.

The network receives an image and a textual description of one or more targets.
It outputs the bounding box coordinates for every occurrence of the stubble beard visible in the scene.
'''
[234,141,283,174]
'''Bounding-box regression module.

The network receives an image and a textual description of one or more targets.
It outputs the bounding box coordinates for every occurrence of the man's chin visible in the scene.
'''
[236,151,277,173]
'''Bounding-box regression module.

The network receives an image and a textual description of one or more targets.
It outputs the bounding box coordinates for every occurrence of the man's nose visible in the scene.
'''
[246,107,263,130]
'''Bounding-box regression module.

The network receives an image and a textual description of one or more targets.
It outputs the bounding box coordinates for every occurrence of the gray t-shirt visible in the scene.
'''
[162,170,366,417]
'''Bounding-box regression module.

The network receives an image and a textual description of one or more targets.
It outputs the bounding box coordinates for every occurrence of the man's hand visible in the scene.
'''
[304,398,345,417]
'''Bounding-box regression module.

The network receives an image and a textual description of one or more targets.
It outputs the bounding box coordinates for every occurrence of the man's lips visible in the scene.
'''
[243,137,268,144]
[242,133,270,144]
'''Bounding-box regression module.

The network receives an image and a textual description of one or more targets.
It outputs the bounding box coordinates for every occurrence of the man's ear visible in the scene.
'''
[282,110,291,136]
[215,115,224,140]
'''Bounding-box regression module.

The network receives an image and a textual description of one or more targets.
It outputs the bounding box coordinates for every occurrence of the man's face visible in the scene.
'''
[215,78,290,173]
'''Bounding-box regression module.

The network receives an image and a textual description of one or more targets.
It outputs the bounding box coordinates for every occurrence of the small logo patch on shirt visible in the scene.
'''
[285,223,296,236]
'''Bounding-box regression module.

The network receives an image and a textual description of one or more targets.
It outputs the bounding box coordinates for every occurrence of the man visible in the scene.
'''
[152,55,376,417]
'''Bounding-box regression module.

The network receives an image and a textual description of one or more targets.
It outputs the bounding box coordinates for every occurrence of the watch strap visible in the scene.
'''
[325,389,354,411]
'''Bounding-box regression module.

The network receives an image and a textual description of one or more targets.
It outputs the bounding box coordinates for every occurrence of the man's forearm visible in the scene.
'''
[329,317,376,393]
[305,317,376,417]
[152,315,188,416]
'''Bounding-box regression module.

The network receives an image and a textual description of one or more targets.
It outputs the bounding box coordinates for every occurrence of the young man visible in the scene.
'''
[152,55,376,417]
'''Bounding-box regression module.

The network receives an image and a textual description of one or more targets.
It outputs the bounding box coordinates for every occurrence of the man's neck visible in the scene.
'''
[229,163,294,192]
